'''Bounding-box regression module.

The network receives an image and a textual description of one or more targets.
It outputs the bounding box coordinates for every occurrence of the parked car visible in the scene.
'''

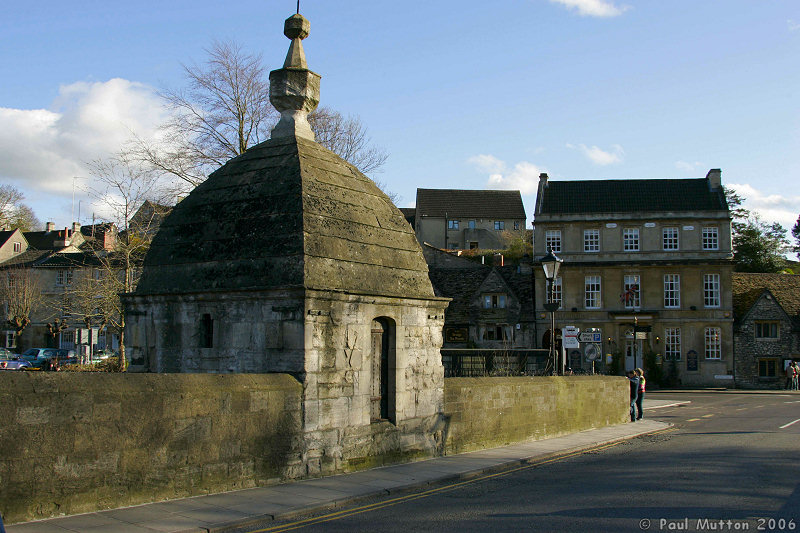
[0,347,31,370]
[20,348,76,369]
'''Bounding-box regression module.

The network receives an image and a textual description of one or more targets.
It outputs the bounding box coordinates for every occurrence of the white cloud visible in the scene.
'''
[468,155,543,194]
[0,78,168,225]
[549,0,629,18]
[0,79,166,194]
[789,19,800,31]
[675,160,704,174]
[728,182,800,231]
[566,143,624,166]
[467,154,506,174]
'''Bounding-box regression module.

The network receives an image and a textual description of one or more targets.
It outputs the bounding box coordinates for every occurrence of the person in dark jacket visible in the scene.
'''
[626,370,639,422]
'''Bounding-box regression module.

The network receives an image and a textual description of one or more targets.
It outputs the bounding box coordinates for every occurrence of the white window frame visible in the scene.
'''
[545,229,562,253]
[623,275,641,309]
[662,227,679,251]
[551,277,562,309]
[584,275,601,309]
[703,273,721,308]
[4,330,16,349]
[584,229,600,252]
[623,228,640,252]
[664,274,680,309]
[702,227,719,250]
[704,327,722,359]
[664,327,681,361]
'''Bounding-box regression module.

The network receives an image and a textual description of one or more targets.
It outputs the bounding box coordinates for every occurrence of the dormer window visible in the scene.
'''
[483,293,507,309]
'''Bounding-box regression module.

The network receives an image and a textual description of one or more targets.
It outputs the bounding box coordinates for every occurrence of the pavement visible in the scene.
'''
[5,399,683,533]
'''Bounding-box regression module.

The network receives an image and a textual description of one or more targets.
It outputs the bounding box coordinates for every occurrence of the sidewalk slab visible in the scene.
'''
[6,419,669,533]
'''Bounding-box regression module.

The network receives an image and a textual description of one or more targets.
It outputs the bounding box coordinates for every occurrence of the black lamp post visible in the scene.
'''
[541,247,563,375]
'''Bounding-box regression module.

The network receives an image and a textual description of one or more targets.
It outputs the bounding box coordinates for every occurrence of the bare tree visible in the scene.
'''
[0,184,41,231]
[128,40,389,194]
[308,107,388,175]
[0,266,44,340]
[82,155,172,370]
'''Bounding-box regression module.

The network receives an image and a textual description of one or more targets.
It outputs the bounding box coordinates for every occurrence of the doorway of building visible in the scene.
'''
[370,317,394,422]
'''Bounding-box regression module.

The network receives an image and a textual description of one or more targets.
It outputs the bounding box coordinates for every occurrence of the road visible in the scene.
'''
[233,392,800,533]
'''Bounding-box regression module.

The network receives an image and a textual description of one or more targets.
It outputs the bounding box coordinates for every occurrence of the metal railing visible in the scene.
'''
[441,348,552,377]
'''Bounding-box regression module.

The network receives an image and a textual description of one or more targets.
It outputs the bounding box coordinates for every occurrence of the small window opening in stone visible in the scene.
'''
[201,313,214,348]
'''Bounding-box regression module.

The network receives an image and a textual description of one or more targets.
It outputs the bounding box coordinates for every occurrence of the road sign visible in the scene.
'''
[579,332,602,343]
[584,343,601,362]
[563,326,580,348]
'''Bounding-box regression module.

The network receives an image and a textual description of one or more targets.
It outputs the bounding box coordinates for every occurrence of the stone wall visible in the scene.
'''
[0,373,303,524]
[443,376,628,454]
[1,373,628,525]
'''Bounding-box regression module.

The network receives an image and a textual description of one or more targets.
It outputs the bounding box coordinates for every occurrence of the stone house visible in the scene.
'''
[533,169,735,386]
[409,189,526,250]
[123,13,449,476]
[0,222,120,352]
[423,244,535,349]
[732,272,800,389]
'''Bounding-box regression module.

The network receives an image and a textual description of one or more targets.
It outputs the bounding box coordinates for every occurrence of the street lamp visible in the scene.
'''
[541,247,563,375]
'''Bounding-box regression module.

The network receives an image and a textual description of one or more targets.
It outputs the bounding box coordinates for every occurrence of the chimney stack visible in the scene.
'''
[706,168,722,191]
[45,221,55,232]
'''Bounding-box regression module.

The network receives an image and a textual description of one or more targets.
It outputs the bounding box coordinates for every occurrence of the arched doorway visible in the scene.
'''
[370,317,395,423]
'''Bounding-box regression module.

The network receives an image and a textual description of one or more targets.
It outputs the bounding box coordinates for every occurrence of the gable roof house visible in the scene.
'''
[423,244,537,374]
[533,169,735,385]
[732,272,800,389]
[412,189,526,250]
[0,229,28,263]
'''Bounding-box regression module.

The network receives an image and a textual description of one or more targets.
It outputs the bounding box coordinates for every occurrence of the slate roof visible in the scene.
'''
[424,246,534,323]
[537,178,728,215]
[0,249,50,268]
[136,136,436,299]
[0,230,17,246]
[732,272,800,324]
[415,189,526,219]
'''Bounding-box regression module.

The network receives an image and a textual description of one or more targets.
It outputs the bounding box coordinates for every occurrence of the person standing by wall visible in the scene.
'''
[635,367,646,419]
[792,361,799,391]
[626,370,639,422]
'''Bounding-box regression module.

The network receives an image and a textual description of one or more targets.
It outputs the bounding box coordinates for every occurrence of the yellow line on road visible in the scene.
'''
[245,439,639,532]
[686,418,701,422]
[779,418,800,429]
[701,414,714,418]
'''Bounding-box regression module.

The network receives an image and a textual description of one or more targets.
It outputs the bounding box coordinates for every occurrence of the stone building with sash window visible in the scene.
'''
[533,170,734,386]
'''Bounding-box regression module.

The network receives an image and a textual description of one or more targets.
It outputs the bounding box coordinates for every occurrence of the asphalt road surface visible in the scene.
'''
[231,391,800,533]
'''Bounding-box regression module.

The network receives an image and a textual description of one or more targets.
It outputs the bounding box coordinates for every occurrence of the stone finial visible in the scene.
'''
[269,13,320,140]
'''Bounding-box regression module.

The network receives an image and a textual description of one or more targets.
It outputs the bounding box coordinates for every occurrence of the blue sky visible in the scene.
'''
[1,0,799,239]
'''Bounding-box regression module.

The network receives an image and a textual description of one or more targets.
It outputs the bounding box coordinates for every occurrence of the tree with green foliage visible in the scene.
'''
[733,215,790,272]
[723,185,749,237]
[792,214,800,254]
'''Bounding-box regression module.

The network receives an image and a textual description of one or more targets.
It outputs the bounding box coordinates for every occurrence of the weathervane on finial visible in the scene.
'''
[296,0,300,14]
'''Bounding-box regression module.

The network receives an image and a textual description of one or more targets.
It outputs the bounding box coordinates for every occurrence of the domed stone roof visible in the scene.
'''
[136,135,435,299]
